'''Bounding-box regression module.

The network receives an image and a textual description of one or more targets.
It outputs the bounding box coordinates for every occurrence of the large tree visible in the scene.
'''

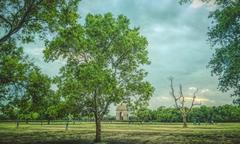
[179,0,240,104]
[44,13,154,142]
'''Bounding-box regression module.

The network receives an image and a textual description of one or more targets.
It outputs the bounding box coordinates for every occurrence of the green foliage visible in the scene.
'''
[0,41,30,108]
[17,67,53,120]
[135,105,240,123]
[31,112,39,120]
[44,13,154,119]
[0,41,53,120]
[0,66,53,120]
[45,105,59,120]
[18,112,39,120]
[135,107,152,121]
[45,101,68,120]
[24,68,52,112]
[154,106,181,122]
[207,1,240,103]
[0,0,80,44]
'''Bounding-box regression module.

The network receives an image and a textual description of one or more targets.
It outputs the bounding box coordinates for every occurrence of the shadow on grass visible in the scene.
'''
[0,138,137,144]
[1,126,240,144]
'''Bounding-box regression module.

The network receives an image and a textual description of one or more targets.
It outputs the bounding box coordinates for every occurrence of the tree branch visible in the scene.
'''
[188,88,198,113]
[169,77,180,109]
[0,0,43,43]
[100,100,111,117]
[0,15,13,29]
[179,84,185,109]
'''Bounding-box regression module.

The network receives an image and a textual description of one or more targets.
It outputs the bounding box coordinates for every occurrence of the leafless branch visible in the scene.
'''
[169,77,180,109]
[188,88,198,112]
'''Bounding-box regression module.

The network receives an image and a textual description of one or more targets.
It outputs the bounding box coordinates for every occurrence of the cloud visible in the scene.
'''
[189,87,197,91]
[190,0,204,8]
[149,96,174,109]
[185,97,209,102]
[200,88,209,93]
[190,0,216,10]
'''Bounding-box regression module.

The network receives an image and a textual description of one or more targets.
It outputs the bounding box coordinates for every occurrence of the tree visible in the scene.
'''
[0,41,30,110]
[0,41,53,120]
[0,0,80,44]
[179,0,240,104]
[19,67,52,119]
[26,68,51,111]
[44,13,154,142]
[45,101,67,124]
[136,107,151,122]
[1,65,53,121]
[169,77,199,128]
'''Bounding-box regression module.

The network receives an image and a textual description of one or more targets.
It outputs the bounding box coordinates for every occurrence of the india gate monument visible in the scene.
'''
[116,103,128,121]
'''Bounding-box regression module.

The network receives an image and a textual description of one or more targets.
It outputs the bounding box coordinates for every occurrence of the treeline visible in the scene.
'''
[1,104,240,123]
[132,105,240,123]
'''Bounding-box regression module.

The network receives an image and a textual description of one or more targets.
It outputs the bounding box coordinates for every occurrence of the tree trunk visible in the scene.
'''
[94,115,101,143]
[65,121,69,131]
[182,115,187,128]
[16,119,19,128]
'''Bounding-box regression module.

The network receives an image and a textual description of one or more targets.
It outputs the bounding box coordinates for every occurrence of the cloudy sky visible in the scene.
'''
[23,0,233,111]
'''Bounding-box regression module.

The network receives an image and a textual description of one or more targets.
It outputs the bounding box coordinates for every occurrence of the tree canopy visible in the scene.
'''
[0,41,30,108]
[133,104,240,123]
[0,0,80,44]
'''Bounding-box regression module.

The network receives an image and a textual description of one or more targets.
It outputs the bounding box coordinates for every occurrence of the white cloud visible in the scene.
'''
[190,0,216,10]
[149,96,174,109]
[201,88,209,93]
[190,0,204,9]
[189,87,197,90]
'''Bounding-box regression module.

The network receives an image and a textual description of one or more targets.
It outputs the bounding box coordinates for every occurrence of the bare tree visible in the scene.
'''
[169,77,199,128]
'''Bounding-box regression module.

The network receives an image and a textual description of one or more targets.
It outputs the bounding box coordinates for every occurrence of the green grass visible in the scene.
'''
[0,122,240,144]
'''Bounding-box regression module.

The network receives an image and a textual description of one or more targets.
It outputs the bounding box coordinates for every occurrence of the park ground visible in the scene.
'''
[0,122,240,144]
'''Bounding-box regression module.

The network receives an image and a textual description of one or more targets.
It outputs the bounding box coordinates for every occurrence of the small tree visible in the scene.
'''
[135,107,151,122]
[169,77,199,128]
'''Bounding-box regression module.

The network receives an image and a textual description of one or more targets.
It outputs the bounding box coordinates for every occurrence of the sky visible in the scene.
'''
[23,0,233,112]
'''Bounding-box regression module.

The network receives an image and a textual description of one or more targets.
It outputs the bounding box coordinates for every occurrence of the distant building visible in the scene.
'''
[116,103,128,121]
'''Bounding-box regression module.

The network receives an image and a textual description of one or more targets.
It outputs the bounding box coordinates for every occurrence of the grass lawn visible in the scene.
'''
[0,122,240,144]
